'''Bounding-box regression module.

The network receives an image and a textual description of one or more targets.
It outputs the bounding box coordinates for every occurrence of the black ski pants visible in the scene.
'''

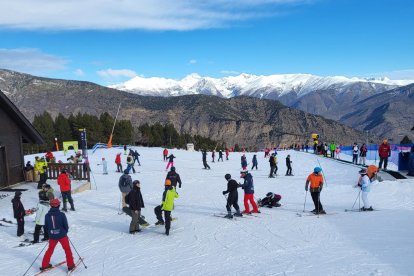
[33,224,48,242]
[203,161,210,169]
[269,166,275,177]
[352,154,358,164]
[286,165,292,175]
[62,191,74,210]
[154,206,172,231]
[16,217,24,237]
[379,157,388,170]
[225,192,240,212]
[310,191,323,211]
[37,173,47,189]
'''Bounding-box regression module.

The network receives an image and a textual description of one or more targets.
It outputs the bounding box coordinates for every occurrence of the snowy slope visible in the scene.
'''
[1,148,414,276]
[110,73,414,98]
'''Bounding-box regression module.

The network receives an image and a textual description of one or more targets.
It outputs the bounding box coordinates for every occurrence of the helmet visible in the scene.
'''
[171,166,176,172]
[224,174,231,180]
[50,198,61,207]
[266,192,274,198]
[165,179,172,186]
[314,167,322,173]
[358,169,367,175]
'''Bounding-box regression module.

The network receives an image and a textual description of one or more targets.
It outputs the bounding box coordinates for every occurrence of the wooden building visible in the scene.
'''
[0,90,44,188]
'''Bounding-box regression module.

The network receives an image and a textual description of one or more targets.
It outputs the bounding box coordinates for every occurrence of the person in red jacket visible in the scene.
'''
[115,153,123,172]
[378,139,391,171]
[163,148,168,161]
[57,169,75,212]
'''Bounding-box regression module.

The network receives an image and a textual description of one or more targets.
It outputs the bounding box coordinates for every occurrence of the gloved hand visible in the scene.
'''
[179,185,181,188]
[222,191,226,195]
[305,186,308,191]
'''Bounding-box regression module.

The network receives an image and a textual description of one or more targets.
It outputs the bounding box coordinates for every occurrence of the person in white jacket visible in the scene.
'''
[355,168,378,211]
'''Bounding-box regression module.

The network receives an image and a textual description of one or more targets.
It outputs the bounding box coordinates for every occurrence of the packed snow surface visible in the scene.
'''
[1,148,414,276]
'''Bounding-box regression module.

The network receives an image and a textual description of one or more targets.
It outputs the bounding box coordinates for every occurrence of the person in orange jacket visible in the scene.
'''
[305,167,325,214]
[57,169,75,212]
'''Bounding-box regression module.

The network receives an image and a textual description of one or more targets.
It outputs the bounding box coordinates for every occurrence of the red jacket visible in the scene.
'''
[163,149,168,156]
[115,154,121,164]
[378,143,391,158]
[57,173,71,192]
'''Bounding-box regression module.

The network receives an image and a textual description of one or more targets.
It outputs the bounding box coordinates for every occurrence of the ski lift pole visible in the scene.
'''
[317,159,328,187]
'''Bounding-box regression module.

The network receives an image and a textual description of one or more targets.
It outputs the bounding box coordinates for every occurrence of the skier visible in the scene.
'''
[126,180,145,234]
[323,143,328,157]
[166,166,182,189]
[360,143,368,165]
[154,180,179,235]
[305,167,325,214]
[258,192,282,208]
[329,142,336,158]
[12,191,25,237]
[335,146,341,159]
[115,153,123,172]
[225,148,229,160]
[212,150,215,163]
[123,145,127,155]
[57,169,75,212]
[166,153,176,171]
[119,169,133,208]
[241,154,247,170]
[218,150,224,162]
[355,167,378,211]
[41,198,75,272]
[126,153,136,173]
[202,150,211,169]
[163,148,168,161]
[102,157,108,175]
[352,143,359,164]
[251,154,258,170]
[269,153,276,178]
[285,155,293,176]
[239,170,260,214]
[134,150,141,166]
[222,174,243,218]
[33,184,54,243]
[36,157,48,189]
[378,139,391,171]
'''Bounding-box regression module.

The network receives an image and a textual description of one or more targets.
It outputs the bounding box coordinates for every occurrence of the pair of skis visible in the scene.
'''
[34,257,85,276]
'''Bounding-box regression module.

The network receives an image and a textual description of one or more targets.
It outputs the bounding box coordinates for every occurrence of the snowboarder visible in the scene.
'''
[33,184,54,243]
[378,139,391,171]
[115,153,123,172]
[218,150,224,162]
[239,170,259,214]
[57,169,75,212]
[166,166,182,189]
[258,192,282,208]
[202,150,211,169]
[355,166,379,211]
[126,180,145,234]
[285,155,293,176]
[163,148,168,161]
[360,143,368,165]
[222,174,242,218]
[126,153,136,173]
[12,191,25,237]
[251,154,258,170]
[305,167,325,214]
[241,154,247,170]
[102,157,108,175]
[269,153,276,178]
[166,154,176,171]
[41,198,75,272]
[154,180,179,235]
[119,169,133,208]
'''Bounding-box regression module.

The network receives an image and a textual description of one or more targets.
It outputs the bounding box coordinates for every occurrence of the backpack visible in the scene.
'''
[120,176,130,188]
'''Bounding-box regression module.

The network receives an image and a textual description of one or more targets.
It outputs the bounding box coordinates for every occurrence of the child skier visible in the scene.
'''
[33,184,54,243]
[154,180,179,235]
[241,154,247,170]
[166,154,176,171]
[102,157,108,175]
[12,191,25,237]
[222,174,242,219]
[258,192,282,208]
[355,166,379,211]
[251,154,258,170]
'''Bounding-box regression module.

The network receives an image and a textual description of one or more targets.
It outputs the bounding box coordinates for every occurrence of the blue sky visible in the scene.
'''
[1,0,413,85]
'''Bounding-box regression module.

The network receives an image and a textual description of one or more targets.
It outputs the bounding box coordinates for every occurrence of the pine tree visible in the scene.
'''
[54,113,72,142]
[32,111,55,151]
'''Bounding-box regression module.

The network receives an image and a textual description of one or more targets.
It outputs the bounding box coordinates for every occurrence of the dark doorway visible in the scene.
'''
[0,146,8,188]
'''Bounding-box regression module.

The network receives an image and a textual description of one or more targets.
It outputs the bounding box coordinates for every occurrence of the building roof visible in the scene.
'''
[0,89,44,144]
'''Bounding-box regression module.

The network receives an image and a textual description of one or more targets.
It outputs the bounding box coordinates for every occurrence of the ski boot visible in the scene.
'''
[234,211,243,217]
[40,264,52,271]
[224,213,233,219]
[155,221,165,226]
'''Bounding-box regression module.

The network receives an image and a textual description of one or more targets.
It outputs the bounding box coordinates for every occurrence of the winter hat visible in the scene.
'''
[124,169,129,174]
[165,179,172,186]
[266,192,274,198]
[314,167,322,173]
[171,166,176,172]
[15,191,22,197]
[50,198,61,207]
[133,180,140,186]
[225,174,231,180]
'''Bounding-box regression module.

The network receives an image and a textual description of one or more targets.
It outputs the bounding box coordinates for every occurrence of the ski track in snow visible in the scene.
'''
[1,148,413,276]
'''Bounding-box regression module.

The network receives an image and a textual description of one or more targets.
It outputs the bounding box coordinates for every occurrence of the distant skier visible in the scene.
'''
[251,155,258,170]
[355,166,378,211]
[126,153,136,173]
[222,174,242,219]
[352,143,359,164]
[225,148,229,160]
[119,169,133,208]
[154,180,179,235]
[12,191,25,237]
[123,145,127,155]
[258,192,282,208]
[57,169,75,212]
[202,150,211,169]
[166,154,176,171]
[33,184,54,243]
[102,157,108,175]
[212,150,215,163]
[166,167,182,189]
[335,146,341,159]
[329,142,336,158]
[134,150,141,166]
[41,198,75,272]
[218,150,224,162]
[269,153,276,178]
[305,167,325,214]
[378,139,391,171]
[241,154,247,170]
[239,170,259,214]
[285,155,293,176]
[115,153,123,172]
[360,143,368,165]
[163,148,168,161]
[126,180,145,234]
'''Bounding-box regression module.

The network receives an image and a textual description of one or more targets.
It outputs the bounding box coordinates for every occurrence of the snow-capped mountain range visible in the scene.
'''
[110,73,414,98]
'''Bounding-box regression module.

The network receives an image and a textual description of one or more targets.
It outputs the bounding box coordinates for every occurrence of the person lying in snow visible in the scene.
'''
[257,192,282,208]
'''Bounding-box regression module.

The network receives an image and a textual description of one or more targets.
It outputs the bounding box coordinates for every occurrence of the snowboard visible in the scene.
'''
[121,207,150,226]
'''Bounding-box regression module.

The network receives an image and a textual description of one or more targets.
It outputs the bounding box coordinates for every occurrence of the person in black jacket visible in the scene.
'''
[218,150,223,162]
[222,174,242,219]
[251,155,258,170]
[269,153,276,178]
[258,192,282,208]
[12,191,25,237]
[202,150,210,169]
[286,155,293,176]
[166,167,182,189]
[126,180,145,234]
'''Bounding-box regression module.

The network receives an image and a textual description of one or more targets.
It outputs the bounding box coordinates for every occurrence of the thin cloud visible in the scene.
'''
[97,69,137,79]
[220,70,240,75]
[189,59,197,64]
[0,0,310,31]
[0,48,68,74]
[74,69,85,76]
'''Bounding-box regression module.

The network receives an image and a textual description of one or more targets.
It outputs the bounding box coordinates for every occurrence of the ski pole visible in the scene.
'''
[317,159,328,187]
[303,190,308,212]
[68,237,88,269]
[351,189,361,209]
[22,242,48,276]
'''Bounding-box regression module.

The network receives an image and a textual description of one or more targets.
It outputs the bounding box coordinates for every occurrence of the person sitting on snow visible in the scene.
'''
[258,192,282,208]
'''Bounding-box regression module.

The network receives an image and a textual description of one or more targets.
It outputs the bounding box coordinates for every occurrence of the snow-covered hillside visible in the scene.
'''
[110,73,414,98]
[1,148,414,275]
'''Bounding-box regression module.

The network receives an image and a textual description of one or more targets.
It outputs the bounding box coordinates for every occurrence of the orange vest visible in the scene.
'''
[307,173,323,189]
